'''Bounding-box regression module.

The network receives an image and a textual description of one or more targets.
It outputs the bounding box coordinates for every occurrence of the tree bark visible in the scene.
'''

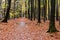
[43,0,47,22]
[28,0,31,19]
[47,0,59,33]
[31,0,34,21]
[48,0,51,20]
[38,0,41,23]
[56,0,58,21]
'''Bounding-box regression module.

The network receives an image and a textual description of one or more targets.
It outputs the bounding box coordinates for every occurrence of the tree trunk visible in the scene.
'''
[47,0,59,33]
[43,0,47,22]
[28,0,31,19]
[34,8,35,20]
[38,0,41,23]
[31,0,34,21]
[2,0,11,22]
[48,0,51,20]
[33,0,36,20]
[59,16,60,25]
[56,0,58,21]
[28,8,30,19]
[14,0,15,18]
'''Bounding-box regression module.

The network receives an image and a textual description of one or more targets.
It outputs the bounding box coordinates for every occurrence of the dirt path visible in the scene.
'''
[0,18,60,40]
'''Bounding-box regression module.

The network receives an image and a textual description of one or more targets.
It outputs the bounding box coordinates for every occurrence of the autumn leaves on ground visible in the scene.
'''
[0,18,60,40]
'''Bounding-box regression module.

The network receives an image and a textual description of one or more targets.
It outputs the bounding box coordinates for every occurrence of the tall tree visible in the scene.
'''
[38,0,41,23]
[2,0,11,22]
[14,0,16,19]
[33,0,36,20]
[48,0,51,20]
[32,0,35,20]
[31,0,34,20]
[47,0,59,33]
[4,0,7,17]
[43,0,47,22]
[56,0,58,21]
[28,0,31,19]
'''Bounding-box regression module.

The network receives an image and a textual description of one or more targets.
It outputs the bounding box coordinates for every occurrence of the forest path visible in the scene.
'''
[0,18,60,40]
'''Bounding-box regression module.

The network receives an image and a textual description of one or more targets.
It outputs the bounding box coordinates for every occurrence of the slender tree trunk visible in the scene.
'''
[2,0,11,22]
[56,0,58,21]
[14,0,16,19]
[28,0,30,19]
[48,0,51,20]
[4,0,6,17]
[31,0,34,21]
[47,0,59,33]
[32,0,35,20]
[38,0,41,23]
[28,9,30,19]
[33,0,36,20]
[56,7,58,21]
[34,8,35,20]
[19,5,22,17]
[43,0,47,22]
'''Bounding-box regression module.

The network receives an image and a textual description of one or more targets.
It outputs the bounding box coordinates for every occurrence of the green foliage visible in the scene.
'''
[0,0,60,19]
[2,3,8,9]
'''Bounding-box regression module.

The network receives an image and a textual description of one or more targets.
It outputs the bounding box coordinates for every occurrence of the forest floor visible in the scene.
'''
[0,18,60,40]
